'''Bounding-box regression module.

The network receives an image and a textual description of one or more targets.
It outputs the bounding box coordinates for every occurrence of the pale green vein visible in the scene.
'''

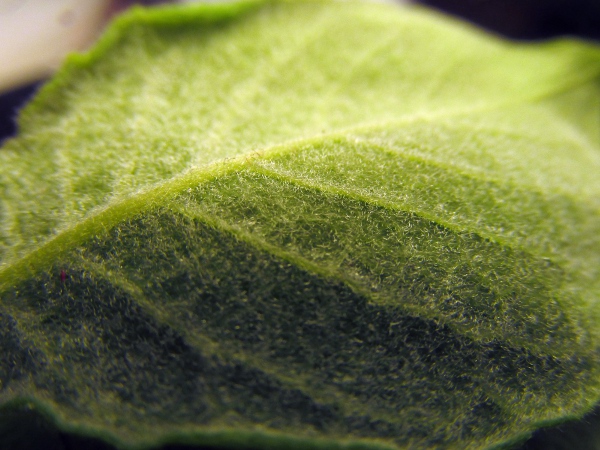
[55,129,76,227]
[249,162,528,256]
[249,135,598,263]
[167,203,527,423]
[170,188,586,359]
[305,28,405,123]
[75,246,411,429]
[416,48,469,108]
[0,158,240,291]
[3,56,599,267]
[0,114,595,291]
[170,201,377,305]
[191,8,335,164]
[167,200,600,431]
[0,195,19,261]
[1,2,600,448]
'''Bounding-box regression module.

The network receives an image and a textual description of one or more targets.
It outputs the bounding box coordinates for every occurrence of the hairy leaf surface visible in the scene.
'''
[1,1,600,449]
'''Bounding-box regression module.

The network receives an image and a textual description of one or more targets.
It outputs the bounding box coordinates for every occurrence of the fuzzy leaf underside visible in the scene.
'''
[1,1,600,449]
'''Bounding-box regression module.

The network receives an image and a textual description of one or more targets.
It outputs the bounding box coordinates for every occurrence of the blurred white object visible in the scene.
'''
[0,0,113,93]
[0,0,407,94]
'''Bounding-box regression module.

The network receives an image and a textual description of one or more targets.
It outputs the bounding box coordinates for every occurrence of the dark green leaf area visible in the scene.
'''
[257,132,600,266]
[1,209,595,450]
[179,169,592,358]
[0,313,43,391]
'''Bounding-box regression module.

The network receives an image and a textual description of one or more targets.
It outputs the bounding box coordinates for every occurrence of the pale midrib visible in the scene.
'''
[0,195,20,260]
[2,9,598,259]
[0,153,585,364]
[1,146,598,450]
[55,129,76,230]
[0,144,584,362]
[2,73,600,288]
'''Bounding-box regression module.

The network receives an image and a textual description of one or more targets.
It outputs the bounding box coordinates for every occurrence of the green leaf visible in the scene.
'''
[1,1,600,449]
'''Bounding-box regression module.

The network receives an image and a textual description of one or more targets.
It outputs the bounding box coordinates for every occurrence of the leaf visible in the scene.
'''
[1,1,600,449]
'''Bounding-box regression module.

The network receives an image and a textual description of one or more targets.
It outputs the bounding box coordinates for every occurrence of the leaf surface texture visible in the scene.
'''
[1,1,600,449]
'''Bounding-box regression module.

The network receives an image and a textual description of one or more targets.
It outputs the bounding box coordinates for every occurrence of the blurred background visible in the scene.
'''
[0,0,187,142]
[419,0,600,40]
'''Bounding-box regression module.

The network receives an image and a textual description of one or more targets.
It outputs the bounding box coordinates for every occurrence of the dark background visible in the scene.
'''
[418,0,600,40]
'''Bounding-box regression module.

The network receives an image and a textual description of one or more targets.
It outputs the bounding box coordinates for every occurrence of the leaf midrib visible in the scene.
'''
[2,82,598,293]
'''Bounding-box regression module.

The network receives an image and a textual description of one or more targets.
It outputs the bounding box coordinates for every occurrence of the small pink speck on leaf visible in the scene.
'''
[60,270,67,283]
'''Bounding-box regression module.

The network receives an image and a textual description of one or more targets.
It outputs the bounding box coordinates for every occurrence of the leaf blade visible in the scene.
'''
[1,1,600,449]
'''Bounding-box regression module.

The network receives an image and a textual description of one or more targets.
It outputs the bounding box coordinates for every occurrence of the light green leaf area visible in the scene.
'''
[1,1,600,449]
